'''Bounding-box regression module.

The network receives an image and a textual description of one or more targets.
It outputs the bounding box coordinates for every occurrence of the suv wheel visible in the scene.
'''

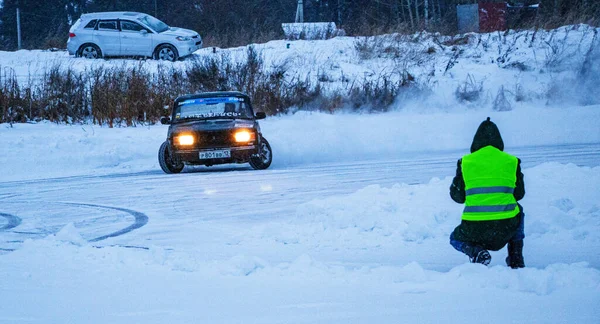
[78,44,102,59]
[158,141,184,174]
[154,44,179,62]
[249,137,272,170]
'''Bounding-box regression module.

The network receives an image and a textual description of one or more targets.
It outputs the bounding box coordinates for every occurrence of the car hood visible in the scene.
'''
[160,27,198,38]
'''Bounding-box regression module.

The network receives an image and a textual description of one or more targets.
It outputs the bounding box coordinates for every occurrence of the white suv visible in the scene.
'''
[67,12,202,61]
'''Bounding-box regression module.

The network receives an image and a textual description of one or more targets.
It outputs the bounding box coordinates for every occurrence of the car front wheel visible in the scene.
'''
[249,137,272,170]
[154,44,179,62]
[77,44,102,59]
[158,141,184,174]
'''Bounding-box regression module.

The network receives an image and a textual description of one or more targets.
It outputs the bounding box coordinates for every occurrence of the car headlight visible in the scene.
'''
[176,134,195,145]
[234,130,255,143]
[176,36,191,41]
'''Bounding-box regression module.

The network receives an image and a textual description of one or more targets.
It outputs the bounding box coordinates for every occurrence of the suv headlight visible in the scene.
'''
[176,134,195,145]
[234,130,256,143]
[176,36,191,41]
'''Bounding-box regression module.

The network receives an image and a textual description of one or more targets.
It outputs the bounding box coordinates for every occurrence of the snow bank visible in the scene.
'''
[1,25,598,114]
[524,163,600,243]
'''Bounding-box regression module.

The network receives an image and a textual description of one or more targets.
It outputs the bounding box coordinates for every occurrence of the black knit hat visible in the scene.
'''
[470,117,504,153]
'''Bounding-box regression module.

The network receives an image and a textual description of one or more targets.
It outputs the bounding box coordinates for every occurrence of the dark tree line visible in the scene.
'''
[0,0,598,50]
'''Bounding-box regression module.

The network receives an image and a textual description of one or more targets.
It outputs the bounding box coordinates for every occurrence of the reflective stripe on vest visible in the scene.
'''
[465,186,514,196]
[464,204,517,213]
[461,146,519,221]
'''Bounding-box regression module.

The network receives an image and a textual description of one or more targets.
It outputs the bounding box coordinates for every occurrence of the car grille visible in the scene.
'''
[197,130,232,148]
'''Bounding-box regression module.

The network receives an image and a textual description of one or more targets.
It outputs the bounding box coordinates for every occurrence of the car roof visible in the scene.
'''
[80,12,147,20]
[175,91,250,102]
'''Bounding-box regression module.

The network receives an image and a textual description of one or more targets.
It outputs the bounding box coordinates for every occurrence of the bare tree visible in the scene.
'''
[414,0,420,25]
[424,0,429,28]
[405,0,414,29]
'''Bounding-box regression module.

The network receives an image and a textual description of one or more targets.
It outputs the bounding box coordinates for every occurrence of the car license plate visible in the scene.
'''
[199,150,231,159]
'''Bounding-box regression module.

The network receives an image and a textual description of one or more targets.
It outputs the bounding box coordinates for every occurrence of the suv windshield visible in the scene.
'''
[174,97,253,121]
[138,15,169,33]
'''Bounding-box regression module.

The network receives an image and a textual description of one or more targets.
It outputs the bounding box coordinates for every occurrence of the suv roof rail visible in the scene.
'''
[81,11,146,19]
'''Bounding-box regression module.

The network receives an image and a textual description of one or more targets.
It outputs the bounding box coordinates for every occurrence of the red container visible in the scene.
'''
[479,2,507,32]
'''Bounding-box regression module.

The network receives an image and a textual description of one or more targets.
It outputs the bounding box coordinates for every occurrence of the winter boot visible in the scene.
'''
[471,249,491,265]
[463,246,491,266]
[505,240,525,269]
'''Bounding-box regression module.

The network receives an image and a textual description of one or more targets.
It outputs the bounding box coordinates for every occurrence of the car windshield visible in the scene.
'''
[138,15,169,33]
[174,97,253,121]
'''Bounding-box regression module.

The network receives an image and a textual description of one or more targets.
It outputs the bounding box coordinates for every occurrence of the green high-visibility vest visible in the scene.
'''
[461,146,519,221]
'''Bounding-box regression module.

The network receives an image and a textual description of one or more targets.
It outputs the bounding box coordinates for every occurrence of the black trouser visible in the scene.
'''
[450,204,524,255]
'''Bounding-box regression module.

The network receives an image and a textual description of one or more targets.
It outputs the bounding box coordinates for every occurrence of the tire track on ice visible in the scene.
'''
[61,202,149,242]
[0,212,21,231]
[1,203,148,252]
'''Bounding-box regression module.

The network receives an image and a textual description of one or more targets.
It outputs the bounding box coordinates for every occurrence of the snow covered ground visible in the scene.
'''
[1,26,600,323]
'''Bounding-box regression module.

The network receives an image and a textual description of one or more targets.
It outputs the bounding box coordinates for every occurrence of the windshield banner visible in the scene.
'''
[179,97,244,106]
[176,112,243,119]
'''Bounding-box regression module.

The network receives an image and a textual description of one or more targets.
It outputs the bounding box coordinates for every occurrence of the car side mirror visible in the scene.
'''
[160,116,171,125]
[139,29,148,35]
[255,112,266,120]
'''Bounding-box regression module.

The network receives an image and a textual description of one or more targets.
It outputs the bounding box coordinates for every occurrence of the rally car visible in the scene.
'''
[158,91,272,173]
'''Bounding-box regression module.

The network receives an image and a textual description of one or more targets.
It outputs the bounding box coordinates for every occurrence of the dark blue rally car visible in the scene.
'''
[158,91,272,173]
